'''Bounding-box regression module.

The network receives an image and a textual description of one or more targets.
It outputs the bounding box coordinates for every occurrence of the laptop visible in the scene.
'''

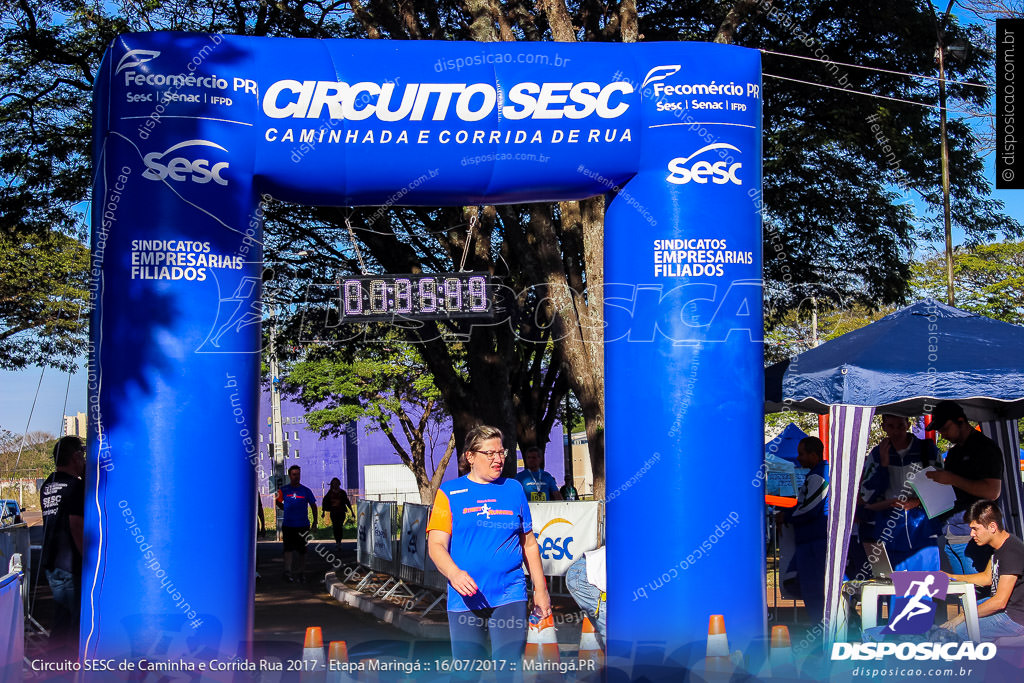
[863,541,895,580]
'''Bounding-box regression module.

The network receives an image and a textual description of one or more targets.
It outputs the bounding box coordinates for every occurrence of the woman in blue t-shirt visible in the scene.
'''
[427,425,551,681]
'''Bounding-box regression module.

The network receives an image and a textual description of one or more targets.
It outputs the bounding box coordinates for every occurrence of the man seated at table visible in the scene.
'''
[859,414,942,573]
[942,500,1024,641]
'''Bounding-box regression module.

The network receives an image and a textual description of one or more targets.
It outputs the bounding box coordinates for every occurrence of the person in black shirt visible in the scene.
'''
[925,401,1003,579]
[559,477,579,501]
[39,435,86,657]
[943,500,1024,640]
[320,477,353,550]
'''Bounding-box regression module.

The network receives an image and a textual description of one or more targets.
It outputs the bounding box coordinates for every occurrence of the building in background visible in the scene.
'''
[567,431,595,497]
[257,391,568,503]
[62,412,87,438]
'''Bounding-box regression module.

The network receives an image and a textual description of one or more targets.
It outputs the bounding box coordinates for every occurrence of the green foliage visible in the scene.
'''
[285,342,442,438]
[765,301,896,364]
[912,242,1024,323]
[1,428,58,506]
[0,230,89,370]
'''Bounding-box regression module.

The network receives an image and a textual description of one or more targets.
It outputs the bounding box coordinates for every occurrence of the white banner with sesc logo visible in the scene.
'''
[528,501,601,576]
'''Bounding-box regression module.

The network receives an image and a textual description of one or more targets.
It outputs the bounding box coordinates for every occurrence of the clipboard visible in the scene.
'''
[908,466,956,518]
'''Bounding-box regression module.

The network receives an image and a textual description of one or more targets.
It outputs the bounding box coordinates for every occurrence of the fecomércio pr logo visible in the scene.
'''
[116,48,161,74]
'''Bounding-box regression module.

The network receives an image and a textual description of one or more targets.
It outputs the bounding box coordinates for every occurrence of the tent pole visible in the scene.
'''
[818,414,830,460]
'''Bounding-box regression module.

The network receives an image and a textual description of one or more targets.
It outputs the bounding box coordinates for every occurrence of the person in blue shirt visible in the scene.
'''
[859,414,942,572]
[514,447,561,501]
[428,426,550,682]
[275,465,317,583]
[781,436,829,626]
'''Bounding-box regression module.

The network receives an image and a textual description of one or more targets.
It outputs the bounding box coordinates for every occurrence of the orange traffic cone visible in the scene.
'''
[327,641,349,683]
[301,626,326,682]
[705,615,732,675]
[767,625,795,677]
[524,614,560,681]
[578,615,604,668]
[359,659,379,683]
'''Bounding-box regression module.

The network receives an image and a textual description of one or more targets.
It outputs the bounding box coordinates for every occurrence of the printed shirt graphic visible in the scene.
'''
[427,476,532,612]
[515,469,559,501]
[278,484,316,528]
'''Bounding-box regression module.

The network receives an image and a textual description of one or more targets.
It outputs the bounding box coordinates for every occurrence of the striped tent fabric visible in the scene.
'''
[824,404,876,645]
[980,420,1024,537]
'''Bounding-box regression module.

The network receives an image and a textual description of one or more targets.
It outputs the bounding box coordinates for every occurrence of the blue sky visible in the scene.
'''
[0,365,86,437]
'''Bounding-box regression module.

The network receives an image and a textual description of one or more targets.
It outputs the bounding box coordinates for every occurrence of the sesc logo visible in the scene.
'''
[666,143,742,186]
[143,140,230,186]
[537,518,574,561]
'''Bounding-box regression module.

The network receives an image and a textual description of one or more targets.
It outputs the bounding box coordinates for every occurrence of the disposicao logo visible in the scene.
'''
[886,571,949,634]
[831,642,995,662]
[831,572,997,662]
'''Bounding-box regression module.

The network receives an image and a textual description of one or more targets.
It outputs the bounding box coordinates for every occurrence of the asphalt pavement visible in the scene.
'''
[22,538,449,681]
[253,538,449,663]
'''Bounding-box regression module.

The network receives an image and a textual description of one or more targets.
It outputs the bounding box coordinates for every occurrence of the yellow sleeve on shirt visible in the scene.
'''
[426,489,452,535]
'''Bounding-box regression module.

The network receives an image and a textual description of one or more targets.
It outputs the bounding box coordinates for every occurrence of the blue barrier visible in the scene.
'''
[0,565,24,681]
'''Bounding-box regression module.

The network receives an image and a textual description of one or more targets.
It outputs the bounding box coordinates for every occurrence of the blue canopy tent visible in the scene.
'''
[765,422,808,463]
[764,299,1024,642]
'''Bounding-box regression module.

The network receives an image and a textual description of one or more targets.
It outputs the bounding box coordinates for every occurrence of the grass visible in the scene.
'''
[259,509,357,541]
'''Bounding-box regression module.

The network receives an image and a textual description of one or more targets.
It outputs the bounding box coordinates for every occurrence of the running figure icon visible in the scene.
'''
[889,574,939,630]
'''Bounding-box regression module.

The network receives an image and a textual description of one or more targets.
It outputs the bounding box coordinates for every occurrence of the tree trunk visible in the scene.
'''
[522,200,606,498]
[578,197,606,498]
[423,434,457,504]
[714,0,760,44]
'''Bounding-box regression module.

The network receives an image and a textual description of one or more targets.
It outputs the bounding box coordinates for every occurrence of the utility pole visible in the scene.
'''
[268,301,286,541]
[563,391,573,490]
[265,252,304,540]
[931,0,958,305]
[810,296,819,348]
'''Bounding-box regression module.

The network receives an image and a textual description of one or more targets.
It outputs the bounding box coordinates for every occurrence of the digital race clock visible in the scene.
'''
[337,272,495,322]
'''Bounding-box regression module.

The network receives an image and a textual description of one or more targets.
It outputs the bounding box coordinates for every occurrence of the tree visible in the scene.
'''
[3,0,1019,501]
[912,241,1024,322]
[0,230,89,371]
[765,298,895,364]
[285,341,456,504]
[0,428,58,493]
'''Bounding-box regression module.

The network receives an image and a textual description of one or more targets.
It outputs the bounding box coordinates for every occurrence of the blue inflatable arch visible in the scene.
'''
[89,34,765,666]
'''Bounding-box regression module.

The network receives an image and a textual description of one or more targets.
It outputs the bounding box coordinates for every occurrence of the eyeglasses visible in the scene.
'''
[473,449,507,459]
